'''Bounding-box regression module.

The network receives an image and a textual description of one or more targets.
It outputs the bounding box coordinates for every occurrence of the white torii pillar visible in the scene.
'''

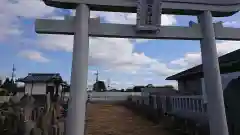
[66,4,89,135]
[198,11,228,135]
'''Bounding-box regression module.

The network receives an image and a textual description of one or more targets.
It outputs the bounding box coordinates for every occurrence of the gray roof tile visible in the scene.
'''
[17,73,62,83]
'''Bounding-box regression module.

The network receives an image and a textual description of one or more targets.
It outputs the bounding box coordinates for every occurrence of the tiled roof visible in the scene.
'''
[17,73,62,83]
[166,49,240,80]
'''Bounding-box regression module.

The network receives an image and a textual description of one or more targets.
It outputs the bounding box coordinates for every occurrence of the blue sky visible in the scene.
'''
[1,0,240,89]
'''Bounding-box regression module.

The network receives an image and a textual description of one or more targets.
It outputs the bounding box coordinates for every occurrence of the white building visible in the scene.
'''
[17,73,63,97]
[141,86,179,96]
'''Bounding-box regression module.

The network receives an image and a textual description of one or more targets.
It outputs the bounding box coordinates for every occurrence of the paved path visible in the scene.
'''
[86,103,173,135]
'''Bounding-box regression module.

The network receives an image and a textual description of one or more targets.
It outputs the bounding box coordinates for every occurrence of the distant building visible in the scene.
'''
[141,86,179,96]
[166,49,240,98]
[132,86,145,92]
[125,88,133,92]
[17,73,63,97]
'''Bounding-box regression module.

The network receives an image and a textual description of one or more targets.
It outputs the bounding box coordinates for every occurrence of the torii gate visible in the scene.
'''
[35,0,240,135]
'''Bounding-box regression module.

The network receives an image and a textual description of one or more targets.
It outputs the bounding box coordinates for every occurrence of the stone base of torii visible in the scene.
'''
[35,1,240,135]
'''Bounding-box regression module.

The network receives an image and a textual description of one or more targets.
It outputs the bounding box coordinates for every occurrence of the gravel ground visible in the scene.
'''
[85,103,173,135]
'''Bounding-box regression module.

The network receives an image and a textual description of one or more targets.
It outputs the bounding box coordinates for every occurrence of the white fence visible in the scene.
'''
[88,92,141,101]
[63,91,141,102]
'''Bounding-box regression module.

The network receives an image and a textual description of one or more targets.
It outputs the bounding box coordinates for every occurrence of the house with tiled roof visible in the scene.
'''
[166,49,240,97]
[0,73,66,135]
[17,73,63,99]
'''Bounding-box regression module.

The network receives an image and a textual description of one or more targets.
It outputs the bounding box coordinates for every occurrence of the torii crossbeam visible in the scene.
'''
[36,1,240,135]
[35,18,240,40]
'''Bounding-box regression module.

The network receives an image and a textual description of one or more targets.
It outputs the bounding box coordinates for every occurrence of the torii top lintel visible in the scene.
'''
[43,0,240,17]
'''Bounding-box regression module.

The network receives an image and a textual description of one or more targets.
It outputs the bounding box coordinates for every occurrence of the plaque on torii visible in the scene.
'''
[136,0,162,32]
[36,1,240,135]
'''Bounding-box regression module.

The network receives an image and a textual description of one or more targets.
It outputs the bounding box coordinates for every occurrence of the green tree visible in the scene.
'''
[0,89,7,96]
[162,85,174,89]
[1,78,17,93]
[146,84,154,87]
[132,86,145,92]
[93,81,106,92]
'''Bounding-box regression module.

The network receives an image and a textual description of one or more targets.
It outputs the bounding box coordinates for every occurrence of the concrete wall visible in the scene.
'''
[64,91,141,97]
[221,71,240,90]
[201,71,240,103]
[89,92,141,96]
[25,83,46,95]
[142,87,179,96]
[88,92,141,101]
[63,91,141,101]
[25,83,56,95]
[178,78,202,95]
[178,80,185,93]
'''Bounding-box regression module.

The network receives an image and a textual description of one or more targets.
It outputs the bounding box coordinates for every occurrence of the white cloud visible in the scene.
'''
[0,14,22,41]
[18,50,50,63]
[71,10,176,25]
[223,21,238,27]
[35,10,177,76]
[37,34,179,76]
[0,0,56,41]
[170,52,201,68]
[0,0,179,76]
[0,0,188,89]
[73,10,176,44]
[214,12,240,28]
[37,35,74,52]
[1,0,55,18]
[170,41,240,69]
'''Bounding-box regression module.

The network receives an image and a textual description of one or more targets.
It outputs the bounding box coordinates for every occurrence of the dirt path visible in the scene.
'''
[86,103,173,135]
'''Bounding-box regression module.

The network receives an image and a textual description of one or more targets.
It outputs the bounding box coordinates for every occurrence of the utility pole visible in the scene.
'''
[11,64,16,83]
[94,70,99,91]
[94,70,99,82]
[107,78,110,90]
